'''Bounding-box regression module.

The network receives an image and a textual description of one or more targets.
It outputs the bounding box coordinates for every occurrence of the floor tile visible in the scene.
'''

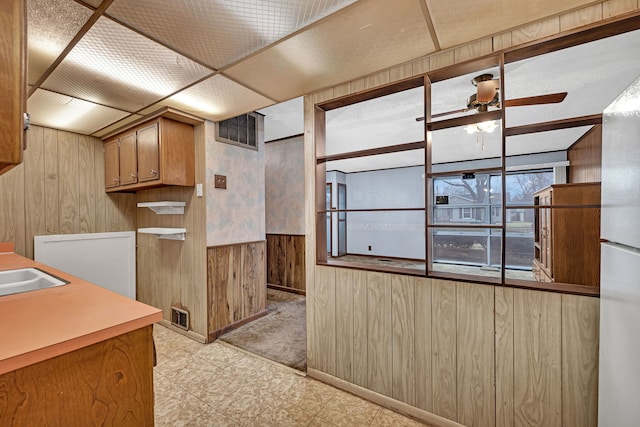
[281,377,337,415]
[316,392,380,427]
[153,324,429,427]
[371,407,429,426]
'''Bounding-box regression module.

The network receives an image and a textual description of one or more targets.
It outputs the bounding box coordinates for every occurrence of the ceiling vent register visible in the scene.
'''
[216,113,259,149]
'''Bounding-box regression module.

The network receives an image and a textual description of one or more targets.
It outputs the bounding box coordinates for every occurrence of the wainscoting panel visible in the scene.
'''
[266,233,306,292]
[309,266,600,427]
[206,241,267,340]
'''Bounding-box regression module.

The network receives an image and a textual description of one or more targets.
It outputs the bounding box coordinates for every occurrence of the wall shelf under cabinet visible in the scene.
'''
[138,228,187,241]
[137,201,185,215]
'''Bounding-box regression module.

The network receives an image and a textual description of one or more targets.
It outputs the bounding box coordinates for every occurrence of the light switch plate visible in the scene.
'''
[214,175,227,189]
[196,183,203,197]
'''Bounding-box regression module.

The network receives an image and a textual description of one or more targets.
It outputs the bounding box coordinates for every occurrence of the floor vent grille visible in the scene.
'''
[171,306,189,330]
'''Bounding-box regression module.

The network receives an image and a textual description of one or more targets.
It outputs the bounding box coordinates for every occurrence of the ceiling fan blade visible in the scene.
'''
[504,92,567,107]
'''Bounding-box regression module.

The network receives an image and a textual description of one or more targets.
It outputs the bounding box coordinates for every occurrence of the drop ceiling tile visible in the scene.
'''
[106,0,358,69]
[41,17,212,112]
[138,75,274,121]
[224,0,436,101]
[27,0,93,85]
[28,89,131,135]
[425,0,602,49]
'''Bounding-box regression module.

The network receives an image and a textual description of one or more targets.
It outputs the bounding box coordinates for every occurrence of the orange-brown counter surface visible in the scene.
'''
[0,252,162,375]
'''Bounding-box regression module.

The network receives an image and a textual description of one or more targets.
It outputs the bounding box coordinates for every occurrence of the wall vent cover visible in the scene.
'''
[215,113,259,150]
[171,306,189,330]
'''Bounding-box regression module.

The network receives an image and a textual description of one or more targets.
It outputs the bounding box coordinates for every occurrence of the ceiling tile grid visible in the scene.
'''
[224,0,437,101]
[28,88,131,135]
[27,0,93,85]
[105,0,358,69]
[80,0,103,8]
[138,74,274,121]
[40,16,213,112]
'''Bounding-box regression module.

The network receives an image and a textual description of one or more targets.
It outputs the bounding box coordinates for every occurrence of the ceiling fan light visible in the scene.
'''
[477,120,498,133]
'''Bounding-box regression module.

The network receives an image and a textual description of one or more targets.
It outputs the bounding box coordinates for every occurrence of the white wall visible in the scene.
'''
[264,136,305,235]
[326,170,346,257]
[345,166,425,259]
[205,120,265,246]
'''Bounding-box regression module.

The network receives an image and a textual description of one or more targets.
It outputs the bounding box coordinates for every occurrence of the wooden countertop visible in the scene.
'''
[0,252,162,375]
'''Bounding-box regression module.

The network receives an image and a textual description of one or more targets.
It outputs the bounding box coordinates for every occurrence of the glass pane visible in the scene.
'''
[431,227,501,279]
[431,120,502,165]
[327,165,424,210]
[325,86,424,155]
[505,171,553,205]
[504,29,640,128]
[433,173,502,226]
[505,126,591,157]
[238,114,248,144]
[326,148,424,174]
[504,208,536,280]
[328,211,425,271]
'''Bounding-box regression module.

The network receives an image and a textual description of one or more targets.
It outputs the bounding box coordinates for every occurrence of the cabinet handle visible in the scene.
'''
[131,173,137,178]
[150,169,158,175]
[113,177,120,182]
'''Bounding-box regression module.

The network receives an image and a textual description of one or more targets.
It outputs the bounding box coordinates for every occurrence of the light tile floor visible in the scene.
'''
[153,324,429,427]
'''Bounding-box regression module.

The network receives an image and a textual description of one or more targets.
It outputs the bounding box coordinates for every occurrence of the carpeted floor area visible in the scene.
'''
[219,288,307,371]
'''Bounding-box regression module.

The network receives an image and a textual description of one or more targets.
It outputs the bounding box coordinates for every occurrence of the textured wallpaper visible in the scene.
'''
[264,136,305,235]
[205,121,265,246]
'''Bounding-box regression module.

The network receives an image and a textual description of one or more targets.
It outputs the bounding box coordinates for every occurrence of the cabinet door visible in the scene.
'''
[0,0,26,175]
[119,132,138,186]
[137,122,159,182]
[104,140,120,189]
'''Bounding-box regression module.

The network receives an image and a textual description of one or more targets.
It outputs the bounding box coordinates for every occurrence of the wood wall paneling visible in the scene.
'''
[456,282,495,427]
[568,125,602,183]
[266,233,306,292]
[366,271,393,397]
[431,279,457,421]
[352,269,369,388]
[0,126,136,259]
[560,4,604,31]
[206,241,267,340]
[391,275,416,406]
[414,277,433,413]
[513,289,562,427]
[314,265,336,375]
[335,268,354,382]
[561,294,599,427]
[495,286,515,427]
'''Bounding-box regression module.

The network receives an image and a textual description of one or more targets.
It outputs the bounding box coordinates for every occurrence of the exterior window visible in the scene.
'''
[461,208,472,219]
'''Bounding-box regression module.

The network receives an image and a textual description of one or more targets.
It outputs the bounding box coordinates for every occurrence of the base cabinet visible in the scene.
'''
[533,182,601,286]
[104,116,194,192]
[0,326,154,425]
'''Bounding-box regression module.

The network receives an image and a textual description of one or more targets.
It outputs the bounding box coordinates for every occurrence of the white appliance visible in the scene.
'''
[34,231,136,299]
[598,75,640,426]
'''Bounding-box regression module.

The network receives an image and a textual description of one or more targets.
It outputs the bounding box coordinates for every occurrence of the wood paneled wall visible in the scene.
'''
[568,125,602,183]
[0,125,136,259]
[266,233,305,292]
[136,123,208,340]
[207,240,267,341]
[310,267,599,427]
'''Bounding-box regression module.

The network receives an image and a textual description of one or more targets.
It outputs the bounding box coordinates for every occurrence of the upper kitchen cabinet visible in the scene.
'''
[0,0,26,175]
[103,109,201,192]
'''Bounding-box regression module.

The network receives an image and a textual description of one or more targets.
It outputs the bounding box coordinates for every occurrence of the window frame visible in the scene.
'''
[313,14,640,296]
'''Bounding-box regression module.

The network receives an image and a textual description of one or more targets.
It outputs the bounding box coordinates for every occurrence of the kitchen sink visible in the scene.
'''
[0,268,68,297]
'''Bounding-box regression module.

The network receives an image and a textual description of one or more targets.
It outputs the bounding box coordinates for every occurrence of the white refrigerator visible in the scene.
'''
[598,75,640,427]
